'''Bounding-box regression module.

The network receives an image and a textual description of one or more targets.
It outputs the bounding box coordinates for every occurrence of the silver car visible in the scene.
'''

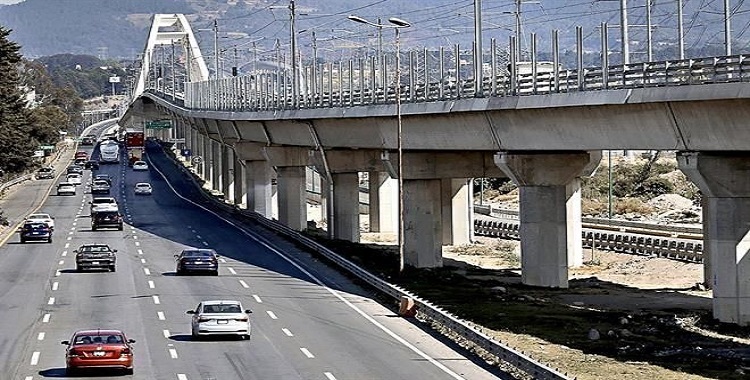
[187,300,252,340]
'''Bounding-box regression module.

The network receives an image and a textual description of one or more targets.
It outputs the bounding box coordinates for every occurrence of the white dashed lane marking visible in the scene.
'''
[239,280,249,289]
[30,351,40,365]
[324,373,337,380]
[137,249,143,255]
[144,268,151,275]
[37,332,45,341]
[64,243,69,248]
[148,280,155,289]
[282,328,293,337]
[219,258,226,263]
[201,241,209,246]
[152,295,160,305]
[61,251,67,257]
[55,270,61,277]
[162,329,171,338]
[47,297,55,305]
[300,347,315,358]
[157,311,166,320]
[52,282,58,291]
[177,374,188,380]
[135,242,140,247]
[42,314,50,323]
[58,260,64,265]
[252,295,262,303]
[228,267,237,275]
[169,348,178,359]
[141,258,146,264]
[266,311,278,320]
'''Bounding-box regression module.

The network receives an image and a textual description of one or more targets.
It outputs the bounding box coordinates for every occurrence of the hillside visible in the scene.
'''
[0,0,748,61]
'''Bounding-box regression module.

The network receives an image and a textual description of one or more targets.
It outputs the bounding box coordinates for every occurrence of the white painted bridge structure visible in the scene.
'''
[123,14,750,325]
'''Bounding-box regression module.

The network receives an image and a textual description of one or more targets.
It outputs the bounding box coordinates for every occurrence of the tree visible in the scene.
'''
[0,25,35,174]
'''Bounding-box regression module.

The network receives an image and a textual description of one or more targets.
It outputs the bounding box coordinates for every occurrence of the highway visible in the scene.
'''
[0,136,506,379]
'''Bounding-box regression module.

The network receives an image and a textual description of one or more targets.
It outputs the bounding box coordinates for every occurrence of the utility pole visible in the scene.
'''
[515,0,522,60]
[213,20,220,78]
[233,47,238,76]
[171,41,176,100]
[620,0,629,64]
[724,0,732,55]
[646,0,652,61]
[677,0,684,59]
[289,0,298,106]
[473,0,483,95]
[252,42,258,73]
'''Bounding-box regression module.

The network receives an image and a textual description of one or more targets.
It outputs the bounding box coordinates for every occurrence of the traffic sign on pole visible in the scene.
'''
[145,120,172,129]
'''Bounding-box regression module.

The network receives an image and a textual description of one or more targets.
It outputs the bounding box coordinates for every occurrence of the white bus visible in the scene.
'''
[99,141,120,164]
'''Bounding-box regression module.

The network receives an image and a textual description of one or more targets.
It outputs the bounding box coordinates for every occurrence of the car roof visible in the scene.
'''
[28,213,50,217]
[74,329,124,335]
[201,300,241,306]
[93,180,109,184]
[92,197,116,201]
[67,173,81,176]
[135,183,151,187]
[58,182,74,186]
[134,161,146,164]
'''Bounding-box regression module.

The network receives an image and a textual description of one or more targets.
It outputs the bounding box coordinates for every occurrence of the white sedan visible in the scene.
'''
[134,182,152,195]
[66,173,82,185]
[26,213,55,230]
[187,300,252,339]
[132,161,148,171]
[57,182,76,196]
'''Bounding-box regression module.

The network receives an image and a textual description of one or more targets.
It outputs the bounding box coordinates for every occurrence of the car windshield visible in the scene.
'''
[28,214,50,219]
[203,304,241,314]
[96,212,119,218]
[93,181,108,186]
[38,168,52,172]
[93,198,115,204]
[58,184,73,188]
[73,334,124,345]
[25,223,46,229]
[136,184,149,188]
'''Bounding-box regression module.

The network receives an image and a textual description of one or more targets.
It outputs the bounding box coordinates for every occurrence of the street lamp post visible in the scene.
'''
[349,15,411,271]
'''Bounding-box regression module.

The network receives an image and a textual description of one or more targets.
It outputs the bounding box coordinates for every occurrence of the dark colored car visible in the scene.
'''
[36,167,55,179]
[74,151,88,160]
[80,137,95,146]
[61,329,134,375]
[94,174,112,186]
[66,165,83,175]
[175,249,220,276]
[74,243,117,272]
[91,210,123,231]
[19,222,53,243]
[84,160,100,170]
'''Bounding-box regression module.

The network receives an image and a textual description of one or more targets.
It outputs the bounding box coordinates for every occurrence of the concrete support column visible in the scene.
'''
[678,152,750,325]
[195,133,204,178]
[567,178,584,268]
[369,172,398,233]
[332,172,360,242]
[701,197,712,288]
[495,151,600,288]
[441,178,472,246]
[203,136,212,186]
[245,160,273,218]
[211,140,221,193]
[403,179,442,268]
[233,155,246,207]
[221,146,234,202]
[277,166,307,231]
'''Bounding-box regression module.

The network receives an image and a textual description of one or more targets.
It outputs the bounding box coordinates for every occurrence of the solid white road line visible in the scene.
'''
[47,297,55,305]
[228,267,237,275]
[324,372,337,380]
[52,282,59,291]
[144,268,151,275]
[30,351,40,365]
[162,329,171,338]
[266,311,278,320]
[282,328,293,337]
[300,347,315,358]
[238,280,249,289]
[157,311,166,320]
[252,295,262,303]
[152,295,160,304]
[169,348,178,359]
[37,332,45,341]
[42,314,50,323]
[148,280,155,289]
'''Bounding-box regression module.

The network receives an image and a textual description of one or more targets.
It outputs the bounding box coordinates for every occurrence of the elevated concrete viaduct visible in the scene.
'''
[123,81,750,325]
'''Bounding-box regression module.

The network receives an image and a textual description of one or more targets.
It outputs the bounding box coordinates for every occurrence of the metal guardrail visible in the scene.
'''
[156,147,573,380]
[0,174,33,193]
[167,54,750,112]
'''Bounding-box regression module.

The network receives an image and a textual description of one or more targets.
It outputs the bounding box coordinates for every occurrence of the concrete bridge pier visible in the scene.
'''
[221,145,234,202]
[441,178,472,246]
[211,140,223,195]
[369,172,398,234]
[495,151,600,288]
[233,142,273,218]
[678,152,750,325]
[232,153,247,208]
[332,172,360,242]
[265,147,310,231]
[202,136,213,188]
[403,178,443,268]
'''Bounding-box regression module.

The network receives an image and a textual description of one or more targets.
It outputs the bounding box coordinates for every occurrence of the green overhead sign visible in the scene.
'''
[146,120,172,129]
[40,145,55,150]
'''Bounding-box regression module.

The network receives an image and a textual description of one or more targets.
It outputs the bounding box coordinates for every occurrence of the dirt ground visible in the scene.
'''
[354,229,748,380]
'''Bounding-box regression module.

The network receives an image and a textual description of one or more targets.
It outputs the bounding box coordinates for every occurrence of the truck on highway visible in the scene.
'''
[99,141,120,164]
[124,130,144,166]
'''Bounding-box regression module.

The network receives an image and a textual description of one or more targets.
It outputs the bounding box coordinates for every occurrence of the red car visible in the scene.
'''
[61,329,135,375]
[75,151,88,160]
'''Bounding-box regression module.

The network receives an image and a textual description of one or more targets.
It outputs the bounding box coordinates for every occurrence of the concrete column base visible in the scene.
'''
[403,179,442,268]
[441,178,472,246]
[332,172,360,242]
[678,152,750,325]
[495,151,600,288]
[369,172,398,233]
[245,160,273,218]
[277,166,307,231]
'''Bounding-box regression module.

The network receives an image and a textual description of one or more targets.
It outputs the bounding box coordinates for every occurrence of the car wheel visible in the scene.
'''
[47,237,52,243]
[118,225,123,231]
[176,268,183,276]
[66,367,78,376]
[110,265,116,272]
[191,329,200,340]
[212,270,219,276]
[20,238,25,244]
[76,265,81,272]
[91,225,97,231]
[123,368,134,375]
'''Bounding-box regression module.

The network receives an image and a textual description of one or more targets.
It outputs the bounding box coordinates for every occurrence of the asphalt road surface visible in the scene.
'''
[0,136,508,379]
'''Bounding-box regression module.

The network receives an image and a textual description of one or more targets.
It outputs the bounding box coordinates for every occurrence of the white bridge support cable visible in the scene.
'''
[134,14,209,99]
